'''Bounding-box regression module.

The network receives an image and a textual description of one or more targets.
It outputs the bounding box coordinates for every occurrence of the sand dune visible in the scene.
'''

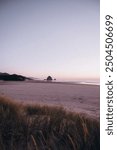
[0,81,100,118]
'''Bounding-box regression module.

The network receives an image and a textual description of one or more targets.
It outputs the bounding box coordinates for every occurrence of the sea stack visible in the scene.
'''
[47,76,52,81]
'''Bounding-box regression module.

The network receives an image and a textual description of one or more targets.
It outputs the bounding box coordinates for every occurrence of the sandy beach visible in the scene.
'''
[0,81,100,118]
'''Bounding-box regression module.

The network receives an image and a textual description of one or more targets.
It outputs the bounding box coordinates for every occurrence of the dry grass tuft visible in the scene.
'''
[0,96,100,150]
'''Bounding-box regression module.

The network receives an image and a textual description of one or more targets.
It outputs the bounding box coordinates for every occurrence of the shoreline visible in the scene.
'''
[0,80,100,86]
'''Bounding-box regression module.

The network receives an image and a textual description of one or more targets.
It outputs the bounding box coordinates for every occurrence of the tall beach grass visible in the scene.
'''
[0,96,100,150]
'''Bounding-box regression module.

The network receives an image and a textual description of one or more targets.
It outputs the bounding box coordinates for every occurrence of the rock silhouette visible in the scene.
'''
[0,72,31,81]
[47,76,52,81]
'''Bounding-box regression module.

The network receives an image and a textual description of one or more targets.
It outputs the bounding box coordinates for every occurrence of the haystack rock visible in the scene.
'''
[47,76,52,81]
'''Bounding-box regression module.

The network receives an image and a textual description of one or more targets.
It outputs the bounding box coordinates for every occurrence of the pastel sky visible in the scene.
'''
[0,0,99,81]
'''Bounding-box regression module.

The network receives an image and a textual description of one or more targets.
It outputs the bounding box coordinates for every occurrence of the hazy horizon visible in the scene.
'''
[0,0,99,81]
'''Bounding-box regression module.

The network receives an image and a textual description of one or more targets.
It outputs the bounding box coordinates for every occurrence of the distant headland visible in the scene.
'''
[0,72,32,81]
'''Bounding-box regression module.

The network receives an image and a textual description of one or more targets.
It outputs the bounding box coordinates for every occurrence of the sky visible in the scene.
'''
[0,0,99,81]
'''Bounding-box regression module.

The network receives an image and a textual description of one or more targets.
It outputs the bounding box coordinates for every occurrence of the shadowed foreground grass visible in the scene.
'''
[0,96,100,150]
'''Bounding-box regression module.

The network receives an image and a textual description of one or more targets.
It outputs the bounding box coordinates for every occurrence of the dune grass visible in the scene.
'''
[0,96,100,150]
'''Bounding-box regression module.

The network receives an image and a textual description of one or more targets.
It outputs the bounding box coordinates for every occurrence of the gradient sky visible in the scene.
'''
[0,0,99,81]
